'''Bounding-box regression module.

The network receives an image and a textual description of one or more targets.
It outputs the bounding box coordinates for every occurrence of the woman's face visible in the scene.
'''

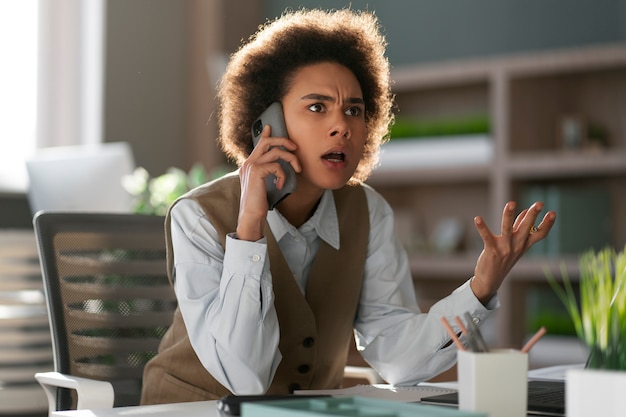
[281,62,367,193]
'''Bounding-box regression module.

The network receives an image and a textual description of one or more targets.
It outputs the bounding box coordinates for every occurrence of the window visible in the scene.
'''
[0,0,105,193]
[0,1,38,192]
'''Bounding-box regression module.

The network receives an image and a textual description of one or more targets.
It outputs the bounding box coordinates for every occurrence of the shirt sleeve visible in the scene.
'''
[169,199,281,394]
[354,186,499,386]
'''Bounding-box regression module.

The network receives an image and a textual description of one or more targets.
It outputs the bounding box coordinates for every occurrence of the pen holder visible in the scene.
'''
[457,349,528,417]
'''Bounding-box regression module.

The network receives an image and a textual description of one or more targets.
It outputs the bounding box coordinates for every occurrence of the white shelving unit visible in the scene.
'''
[367,43,626,349]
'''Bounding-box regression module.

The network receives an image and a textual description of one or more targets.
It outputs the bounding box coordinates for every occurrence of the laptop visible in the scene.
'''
[421,379,566,416]
[25,142,135,215]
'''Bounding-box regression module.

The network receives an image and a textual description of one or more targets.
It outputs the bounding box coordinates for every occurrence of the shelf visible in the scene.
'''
[507,256,580,282]
[380,136,492,166]
[408,254,579,282]
[368,164,491,186]
[384,43,626,349]
[408,254,477,280]
[368,135,492,186]
[508,149,626,179]
[392,42,626,91]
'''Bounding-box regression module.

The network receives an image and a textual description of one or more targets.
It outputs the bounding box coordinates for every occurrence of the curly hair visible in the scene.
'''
[215,8,394,182]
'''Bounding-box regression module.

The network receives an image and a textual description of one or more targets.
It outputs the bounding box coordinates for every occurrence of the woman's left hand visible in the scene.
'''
[470,201,557,305]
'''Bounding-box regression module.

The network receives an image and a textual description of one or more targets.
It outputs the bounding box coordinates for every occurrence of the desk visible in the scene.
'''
[51,401,220,417]
[48,398,555,417]
[48,366,577,417]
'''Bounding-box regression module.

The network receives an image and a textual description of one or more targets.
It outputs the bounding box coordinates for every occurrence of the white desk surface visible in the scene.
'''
[50,400,220,417]
[49,364,577,417]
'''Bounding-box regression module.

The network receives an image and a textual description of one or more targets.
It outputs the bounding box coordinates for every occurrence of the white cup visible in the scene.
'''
[457,349,528,417]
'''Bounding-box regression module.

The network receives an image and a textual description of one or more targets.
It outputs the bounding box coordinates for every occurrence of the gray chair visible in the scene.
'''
[33,211,382,414]
[32,211,175,413]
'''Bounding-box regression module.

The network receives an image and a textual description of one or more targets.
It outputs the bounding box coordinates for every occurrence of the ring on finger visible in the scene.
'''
[530,225,539,234]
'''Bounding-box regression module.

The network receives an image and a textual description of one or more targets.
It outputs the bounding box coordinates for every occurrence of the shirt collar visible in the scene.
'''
[266,189,340,250]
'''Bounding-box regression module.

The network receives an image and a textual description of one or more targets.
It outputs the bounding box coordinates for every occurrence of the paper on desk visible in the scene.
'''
[294,384,456,402]
[527,363,586,381]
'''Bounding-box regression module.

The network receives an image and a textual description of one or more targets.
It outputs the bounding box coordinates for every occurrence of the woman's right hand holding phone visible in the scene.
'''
[237,125,300,241]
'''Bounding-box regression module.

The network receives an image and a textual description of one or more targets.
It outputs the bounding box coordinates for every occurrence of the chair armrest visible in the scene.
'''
[35,371,114,413]
[343,366,384,385]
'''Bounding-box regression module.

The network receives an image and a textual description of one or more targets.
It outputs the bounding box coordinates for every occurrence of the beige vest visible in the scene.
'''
[141,173,369,404]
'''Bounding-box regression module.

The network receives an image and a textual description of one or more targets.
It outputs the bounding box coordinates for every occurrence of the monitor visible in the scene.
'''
[25,142,136,215]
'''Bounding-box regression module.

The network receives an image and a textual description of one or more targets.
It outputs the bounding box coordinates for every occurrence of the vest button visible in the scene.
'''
[302,337,315,348]
[298,364,310,374]
[288,383,301,393]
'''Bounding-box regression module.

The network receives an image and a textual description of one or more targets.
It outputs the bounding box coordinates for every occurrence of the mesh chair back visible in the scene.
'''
[33,212,176,410]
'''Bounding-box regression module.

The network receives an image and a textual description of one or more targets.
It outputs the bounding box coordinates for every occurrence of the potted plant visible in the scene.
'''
[122,163,231,215]
[546,245,626,416]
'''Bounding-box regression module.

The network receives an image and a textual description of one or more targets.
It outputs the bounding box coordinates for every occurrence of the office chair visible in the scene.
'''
[32,211,175,413]
[33,211,382,414]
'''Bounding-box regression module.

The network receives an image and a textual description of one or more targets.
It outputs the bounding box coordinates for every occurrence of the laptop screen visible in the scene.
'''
[421,380,565,416]
[25,142,135,215]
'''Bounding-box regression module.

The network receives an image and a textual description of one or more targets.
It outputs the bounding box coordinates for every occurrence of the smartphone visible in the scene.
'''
[251,102,297,209]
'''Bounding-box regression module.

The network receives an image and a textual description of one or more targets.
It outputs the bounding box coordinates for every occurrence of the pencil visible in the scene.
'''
[521,326,547,353]
[454,316,470,336]
[454,316,480,352]
[440,317,465,351]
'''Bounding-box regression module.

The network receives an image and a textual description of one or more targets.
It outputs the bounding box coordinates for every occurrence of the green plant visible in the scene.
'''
[389,114,490,140]
[546,246,626,370]
[122,163,230,215]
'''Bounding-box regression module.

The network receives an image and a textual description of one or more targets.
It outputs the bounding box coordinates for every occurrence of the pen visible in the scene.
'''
[440,317,465,351]
[454,316,481,352]
[464,312,489,352]
[521,326,547,353]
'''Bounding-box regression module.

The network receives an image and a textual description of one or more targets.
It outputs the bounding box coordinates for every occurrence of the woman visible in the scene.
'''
[141,8,556,404]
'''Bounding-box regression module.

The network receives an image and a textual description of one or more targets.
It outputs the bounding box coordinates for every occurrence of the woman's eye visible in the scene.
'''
[308,103,324,113]
[345,107,362,117]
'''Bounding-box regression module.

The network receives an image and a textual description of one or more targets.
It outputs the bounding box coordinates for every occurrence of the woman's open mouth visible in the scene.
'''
[322,151,345,162]
[321,151,348,170]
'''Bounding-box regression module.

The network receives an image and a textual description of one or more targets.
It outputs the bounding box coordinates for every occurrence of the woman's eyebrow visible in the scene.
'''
[301,93,364,104]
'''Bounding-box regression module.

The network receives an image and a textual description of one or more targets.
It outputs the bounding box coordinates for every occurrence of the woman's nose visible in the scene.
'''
[329,114,351,140]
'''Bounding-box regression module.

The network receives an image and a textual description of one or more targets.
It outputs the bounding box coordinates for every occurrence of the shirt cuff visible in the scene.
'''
[224,233,268,277]
[454,279,500,310]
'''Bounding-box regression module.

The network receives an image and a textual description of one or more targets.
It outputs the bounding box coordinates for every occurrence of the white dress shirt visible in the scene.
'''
[169,183,498,394]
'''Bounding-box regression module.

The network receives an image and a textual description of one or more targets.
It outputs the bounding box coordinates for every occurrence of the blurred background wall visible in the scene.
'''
[3,0,625,227]
[266,0,626,66]
[105,0,626,176]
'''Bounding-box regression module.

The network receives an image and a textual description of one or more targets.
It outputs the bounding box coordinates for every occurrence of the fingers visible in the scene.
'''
[471,201,556,302]
[501,201,516,237]
[512,208,528,231]
[476,201,518,245]
[527,209,557,242]
[251,125,301,176]
[518,202,545,233]
[475,201,556,246]
[253,125,297,154]
[511,201,557,248]
[473,215,495,247]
